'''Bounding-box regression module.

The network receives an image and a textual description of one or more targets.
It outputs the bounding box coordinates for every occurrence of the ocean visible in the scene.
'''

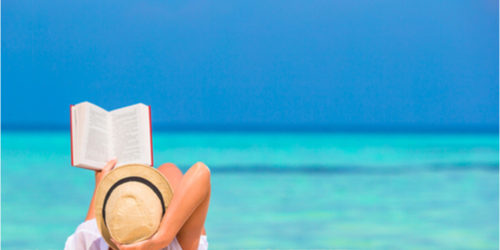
[2,131,498,249]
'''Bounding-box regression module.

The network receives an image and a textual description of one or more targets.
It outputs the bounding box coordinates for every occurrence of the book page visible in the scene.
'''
[110,104,151,166]
[71,105,78,165]
[80,103,110,167]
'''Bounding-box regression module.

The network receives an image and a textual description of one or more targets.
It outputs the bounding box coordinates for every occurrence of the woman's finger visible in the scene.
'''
[110,238,123,249]
[111,238,142,250]
[111,238,133,250]
[103,158,117,172]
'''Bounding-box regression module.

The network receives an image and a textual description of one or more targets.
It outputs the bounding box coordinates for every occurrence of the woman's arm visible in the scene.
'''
[113,162,211,250]
[85,159,117,221]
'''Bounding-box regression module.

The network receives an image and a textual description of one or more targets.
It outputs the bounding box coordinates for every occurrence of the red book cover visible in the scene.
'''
[70,105,74,166]
[149,105,154,166]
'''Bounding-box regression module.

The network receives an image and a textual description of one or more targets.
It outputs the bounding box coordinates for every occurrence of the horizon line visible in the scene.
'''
[1,123,498,134]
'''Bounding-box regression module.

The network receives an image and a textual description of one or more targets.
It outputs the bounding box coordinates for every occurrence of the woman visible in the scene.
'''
[65,160,211,250]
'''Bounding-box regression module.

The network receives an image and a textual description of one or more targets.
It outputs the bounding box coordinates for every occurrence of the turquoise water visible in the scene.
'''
[2,131,499,249]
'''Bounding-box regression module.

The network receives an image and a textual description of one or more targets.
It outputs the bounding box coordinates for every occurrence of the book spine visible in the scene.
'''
[149,105,154,166]
[70,105,74,166]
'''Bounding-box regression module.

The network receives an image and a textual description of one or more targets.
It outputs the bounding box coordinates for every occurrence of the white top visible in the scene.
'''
[65,219,208,250]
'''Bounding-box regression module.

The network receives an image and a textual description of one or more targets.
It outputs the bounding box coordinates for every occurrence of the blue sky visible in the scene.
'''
[3,0,498,130]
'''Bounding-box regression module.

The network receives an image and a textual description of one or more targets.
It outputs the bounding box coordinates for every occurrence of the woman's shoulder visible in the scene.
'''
[64,219,107,250]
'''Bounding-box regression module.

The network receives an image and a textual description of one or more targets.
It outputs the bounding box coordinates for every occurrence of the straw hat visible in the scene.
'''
[94,164,173,249]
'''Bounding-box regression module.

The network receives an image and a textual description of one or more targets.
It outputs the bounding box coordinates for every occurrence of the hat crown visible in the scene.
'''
[105,180,163,244]
[95,164,173,249]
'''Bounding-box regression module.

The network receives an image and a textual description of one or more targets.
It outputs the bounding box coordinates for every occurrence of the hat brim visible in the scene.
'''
[94,164,173,250]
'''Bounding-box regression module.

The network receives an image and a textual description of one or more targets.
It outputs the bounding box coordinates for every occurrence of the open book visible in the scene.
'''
[70,102,153,170]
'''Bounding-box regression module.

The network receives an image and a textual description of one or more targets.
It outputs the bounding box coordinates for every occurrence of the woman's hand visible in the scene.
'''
[85,159,118,221]
[95,158,117,186]
[110,233,165,250]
